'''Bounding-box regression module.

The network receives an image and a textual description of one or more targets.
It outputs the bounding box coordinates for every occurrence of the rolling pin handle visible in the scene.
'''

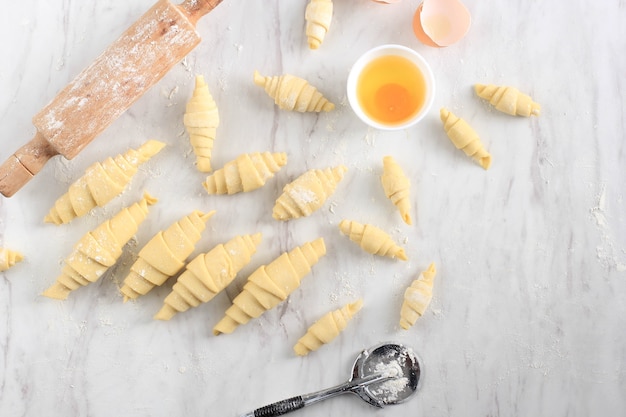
[178,0,223,25]
[0,132,58,198]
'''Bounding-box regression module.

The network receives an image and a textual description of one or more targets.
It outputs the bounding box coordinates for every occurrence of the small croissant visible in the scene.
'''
[400,262,436,329]
[381,156,412,225]
[294,299,362,356]
[213,238,326,335]
[120,210,215,301]
[474,84,540,117]
[273,165,347,220]
[305,0,333,50]
[203,152,287,195]
[44,140,165,224]
[253,70,334,112]
[155,233,262,320]
[338,220,407,261]
[42,193,157,300]
[184,75,220,172]
[440,108,491,170]
[0,248,23,272]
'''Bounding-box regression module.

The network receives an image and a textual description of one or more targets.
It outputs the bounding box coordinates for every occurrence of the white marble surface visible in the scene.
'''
[1,0,625,415]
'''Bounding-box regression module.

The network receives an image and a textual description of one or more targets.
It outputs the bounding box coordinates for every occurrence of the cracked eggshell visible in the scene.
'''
[412,3,439,47]
[412,0,471,47]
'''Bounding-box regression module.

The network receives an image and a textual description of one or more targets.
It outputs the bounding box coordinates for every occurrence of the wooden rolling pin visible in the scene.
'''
[0,0,223,197]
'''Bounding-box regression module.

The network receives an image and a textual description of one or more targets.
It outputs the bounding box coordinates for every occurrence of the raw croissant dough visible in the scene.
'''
[294,299,363,356]
[273,165,347,220]
[154,233,262,320]
[381,156,412,225]
[305,0,333,50]
[253,70,335,112]
[0,248,23,272]
[213,238,326,335]
[474,84,541,117]
[440,108,491,170]
[120,210,215,301]
[203,152,287,195]
[400,262,436,329]
[44,140,165,224]
[338,220,407,261]
[184,75,220,172]
[42,193,157,300]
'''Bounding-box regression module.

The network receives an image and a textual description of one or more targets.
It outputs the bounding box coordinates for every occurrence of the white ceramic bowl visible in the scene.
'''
[347,44,435,130]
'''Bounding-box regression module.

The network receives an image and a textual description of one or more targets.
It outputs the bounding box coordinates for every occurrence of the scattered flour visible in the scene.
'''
[287,185,318,206]
[591,184,626,271]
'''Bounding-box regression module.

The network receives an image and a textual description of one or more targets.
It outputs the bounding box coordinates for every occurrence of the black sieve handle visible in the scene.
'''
[241,396,305,417]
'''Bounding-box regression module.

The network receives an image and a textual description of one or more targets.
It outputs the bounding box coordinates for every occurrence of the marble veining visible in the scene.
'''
[1,0,625,416]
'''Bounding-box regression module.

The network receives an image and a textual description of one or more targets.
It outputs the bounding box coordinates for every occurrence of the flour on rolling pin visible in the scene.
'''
[35,2,198,157]
[0,0,223,197]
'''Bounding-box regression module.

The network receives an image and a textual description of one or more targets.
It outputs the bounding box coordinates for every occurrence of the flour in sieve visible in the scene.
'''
[369,354,411,403]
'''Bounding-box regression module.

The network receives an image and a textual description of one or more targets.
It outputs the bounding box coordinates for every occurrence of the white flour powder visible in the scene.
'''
[370,359,410,403]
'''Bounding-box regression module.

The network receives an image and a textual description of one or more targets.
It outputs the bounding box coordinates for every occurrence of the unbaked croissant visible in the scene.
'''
[44,140,165,224]
[400,262,436,329]
[381,156,412,225]
[440,108,491,170]
[253,70,335,112]
[213,238,326,335]
[294,299,363,356]
[184,75,220,172]
[203,152,287,195]
[305,0,333,50]
[42,193,157,300]
[120,210,215,301]
[338,220,407,261]
[154,233,262,320]
[0,248,23,272]
[474,84,540,117]
[273,165,347,220]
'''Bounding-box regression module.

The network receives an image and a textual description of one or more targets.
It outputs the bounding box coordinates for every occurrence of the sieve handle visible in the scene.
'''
[239,396,304,417]
[239,373,392,417]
